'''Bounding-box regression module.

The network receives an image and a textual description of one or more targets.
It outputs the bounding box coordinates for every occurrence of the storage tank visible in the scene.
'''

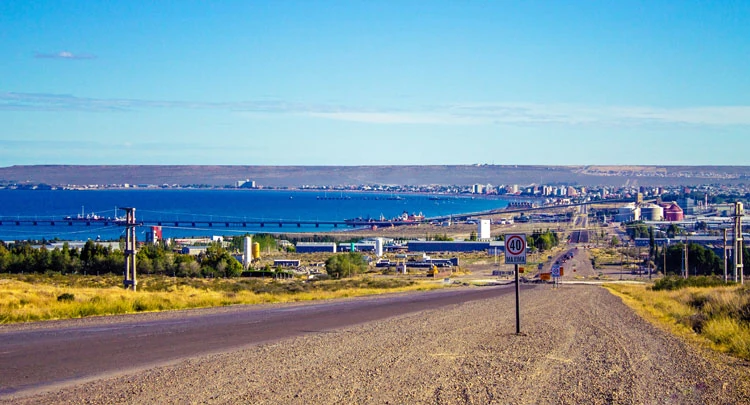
[615,203,640,222]
[375,238,384,257]
[252,242,261,260]
[664,203,684,221]
[640,204,664,221]
[242,236,252,269]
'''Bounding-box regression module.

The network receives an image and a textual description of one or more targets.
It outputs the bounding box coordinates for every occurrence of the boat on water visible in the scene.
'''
[345,211,425,227]
[63,207,126,224]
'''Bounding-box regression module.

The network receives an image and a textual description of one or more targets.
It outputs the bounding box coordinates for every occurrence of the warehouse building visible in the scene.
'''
[407,240,505,253]
[295,242,337,253]
[337,242,377,252]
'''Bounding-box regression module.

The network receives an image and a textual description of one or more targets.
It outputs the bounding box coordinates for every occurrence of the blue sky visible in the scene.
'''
[1,0,749,166]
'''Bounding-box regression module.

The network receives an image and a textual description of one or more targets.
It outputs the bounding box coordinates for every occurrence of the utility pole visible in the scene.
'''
[723,228,728,283]
[734,202,744,284]
[122,207,138,291]
[638,245,642,278]
[683,234,689,279]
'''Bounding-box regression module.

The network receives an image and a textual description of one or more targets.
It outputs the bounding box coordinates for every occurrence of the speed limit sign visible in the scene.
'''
[505,234,527,264]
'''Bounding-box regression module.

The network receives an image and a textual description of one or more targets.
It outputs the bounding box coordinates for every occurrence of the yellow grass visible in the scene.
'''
[0,277,446,324]
[589,247,622,265]
[606,283,750,360]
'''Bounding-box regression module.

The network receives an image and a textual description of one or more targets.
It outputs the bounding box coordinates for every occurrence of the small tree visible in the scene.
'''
[200,242,243,278]
[325,252,368,279]
[610,236,620,247]
[666,224,681,238]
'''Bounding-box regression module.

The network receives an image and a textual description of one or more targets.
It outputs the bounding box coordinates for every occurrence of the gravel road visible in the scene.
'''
[5,283,748,404]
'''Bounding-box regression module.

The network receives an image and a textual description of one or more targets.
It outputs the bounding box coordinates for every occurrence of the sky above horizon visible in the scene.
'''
[1,1,749,166]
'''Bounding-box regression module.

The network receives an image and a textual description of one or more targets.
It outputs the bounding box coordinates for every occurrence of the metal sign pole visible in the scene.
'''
[505,233,526,335]
[515,263,520,334]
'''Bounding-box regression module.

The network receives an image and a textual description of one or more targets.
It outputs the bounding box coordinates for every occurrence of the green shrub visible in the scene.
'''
[57,293,75,302]
[653,276,731,291]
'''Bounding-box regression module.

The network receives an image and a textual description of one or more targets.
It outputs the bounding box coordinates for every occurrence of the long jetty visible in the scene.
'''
[0,199,634,230]
[0,219,348,228]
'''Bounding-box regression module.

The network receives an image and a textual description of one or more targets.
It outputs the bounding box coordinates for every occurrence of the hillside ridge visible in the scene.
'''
[1,164,748,187]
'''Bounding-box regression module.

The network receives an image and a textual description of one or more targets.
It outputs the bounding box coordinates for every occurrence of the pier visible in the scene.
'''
[0,218,347,229]
[0,199,635,232]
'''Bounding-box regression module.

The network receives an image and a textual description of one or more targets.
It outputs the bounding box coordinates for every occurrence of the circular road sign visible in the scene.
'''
[505,234,527,264]
[506,235,526,255]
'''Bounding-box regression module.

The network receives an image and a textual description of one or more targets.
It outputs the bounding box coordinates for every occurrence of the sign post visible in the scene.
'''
[505,234,527,334]
[551,264,561,288]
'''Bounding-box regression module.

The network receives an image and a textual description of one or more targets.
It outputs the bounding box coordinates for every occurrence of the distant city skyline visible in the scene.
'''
[1,1,748,166]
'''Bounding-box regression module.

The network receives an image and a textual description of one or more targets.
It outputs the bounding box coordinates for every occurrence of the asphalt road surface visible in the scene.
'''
[6,284,749,404]
[569,229,590,244]
[0,284,529,398]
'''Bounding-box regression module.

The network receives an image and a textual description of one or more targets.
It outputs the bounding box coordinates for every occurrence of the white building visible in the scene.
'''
[478,219,491,240]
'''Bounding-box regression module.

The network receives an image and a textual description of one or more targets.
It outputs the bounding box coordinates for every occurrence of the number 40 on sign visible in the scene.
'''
[504,234,527,265]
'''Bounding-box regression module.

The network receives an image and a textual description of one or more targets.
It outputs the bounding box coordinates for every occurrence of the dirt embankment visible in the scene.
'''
[7,284,749,405]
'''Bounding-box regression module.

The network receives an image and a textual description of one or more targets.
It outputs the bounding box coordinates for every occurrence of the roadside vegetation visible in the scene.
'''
[0,228,563,324]
[606,278,750,360]
[590,242,741,277]
[0,273,445,324]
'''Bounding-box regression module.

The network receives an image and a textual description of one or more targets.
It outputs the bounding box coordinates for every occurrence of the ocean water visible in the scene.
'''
[0,189,510,241]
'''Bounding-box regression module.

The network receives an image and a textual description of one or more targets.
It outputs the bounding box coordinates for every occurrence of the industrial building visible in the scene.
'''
[181,246,208,256]
[640,204,664,221]
[241,236,261,269]
[677,197,697,215]
[377,256,460,268]
[663,203,684,221]
[478,219,491,240]
[47,241,120,251]
[295,242,337,253]
[145,226,163,245]
[337,242,376,252]
[616,201,684,223]
[235,179,256,188]
[274,259,301,267]
[407,240,505,253]
[615,203,640,222]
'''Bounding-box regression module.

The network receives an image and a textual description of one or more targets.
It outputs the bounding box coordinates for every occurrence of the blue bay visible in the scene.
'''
[0,190,510,241]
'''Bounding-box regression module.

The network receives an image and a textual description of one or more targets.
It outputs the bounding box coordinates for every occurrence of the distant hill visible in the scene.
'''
[1,165,749,187]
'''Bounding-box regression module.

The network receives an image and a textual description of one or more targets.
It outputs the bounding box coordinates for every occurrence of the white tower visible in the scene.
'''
[375,238,384,258]
[479,219,491,240]
[243,235,252,269]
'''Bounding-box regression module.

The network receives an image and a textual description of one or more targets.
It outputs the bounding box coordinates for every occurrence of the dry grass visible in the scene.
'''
[0,275,447,324]
[589,247,622,265]
[606,283,750,360]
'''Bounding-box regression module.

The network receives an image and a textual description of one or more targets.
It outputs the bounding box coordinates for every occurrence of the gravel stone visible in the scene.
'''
[4,283,749,404]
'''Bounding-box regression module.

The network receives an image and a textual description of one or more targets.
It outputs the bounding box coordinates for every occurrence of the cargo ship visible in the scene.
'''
[345,211,425,227]
[63,207,126,224]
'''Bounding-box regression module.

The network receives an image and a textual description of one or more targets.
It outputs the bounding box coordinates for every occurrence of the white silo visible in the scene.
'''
[242,235,252,269]
[375,238,384,257]
[641,204,664,221]
[616,203,641,222]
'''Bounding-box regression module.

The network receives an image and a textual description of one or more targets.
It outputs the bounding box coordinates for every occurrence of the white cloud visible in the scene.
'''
[1,91,749,128]
[34,51,96,60]
[305,111,478,125]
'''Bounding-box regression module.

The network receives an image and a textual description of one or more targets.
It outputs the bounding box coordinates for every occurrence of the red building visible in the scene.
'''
[145,226,163,244]
[663,203,684,222]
